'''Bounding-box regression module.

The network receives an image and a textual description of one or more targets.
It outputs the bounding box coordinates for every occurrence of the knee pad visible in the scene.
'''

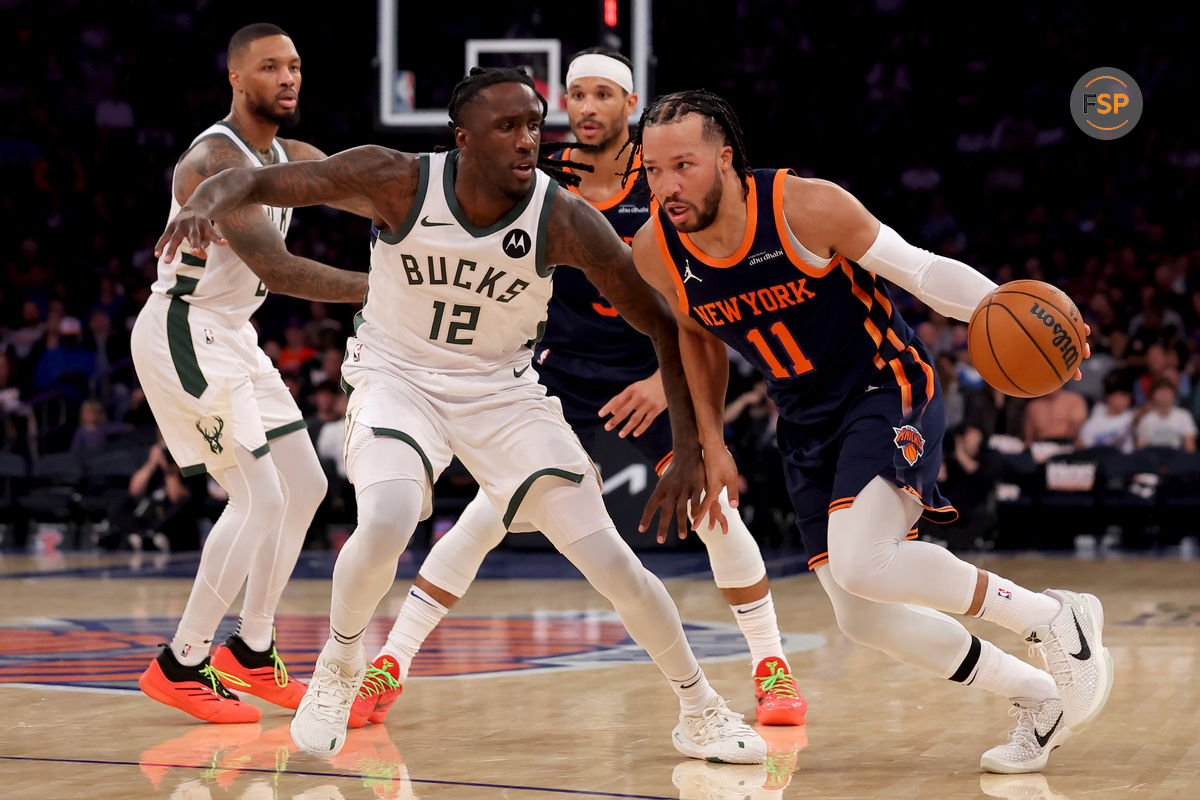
[419,490,507,597]
[693,488,766,589]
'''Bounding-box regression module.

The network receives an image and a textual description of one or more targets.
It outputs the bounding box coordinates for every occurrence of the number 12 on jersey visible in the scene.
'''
[429,300,480,345]
[746,321,814,379]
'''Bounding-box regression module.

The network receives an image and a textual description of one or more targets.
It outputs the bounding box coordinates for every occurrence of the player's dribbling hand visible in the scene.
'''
[640,446,706,544]
[154,205,227,263]
[1071,323,1092,382]
[599,373,668,438]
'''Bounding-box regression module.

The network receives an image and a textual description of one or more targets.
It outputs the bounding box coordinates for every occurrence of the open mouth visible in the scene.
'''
[277,95,297,109]
[513,162,534,179]
[665,201,690,223]
[577,121,601,137]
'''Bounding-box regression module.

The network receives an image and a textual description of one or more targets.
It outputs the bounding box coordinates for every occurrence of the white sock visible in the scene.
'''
[975,572,1062,635]
[672,666,718,715]
[328,624,365,665]
[952,636,1058,702]
[170,626,212,667]
[234,614,274,652]
[378,585,448,683]
[730,592,788,671]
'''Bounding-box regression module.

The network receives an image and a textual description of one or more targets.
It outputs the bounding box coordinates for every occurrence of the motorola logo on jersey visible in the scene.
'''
[502,229,532,259]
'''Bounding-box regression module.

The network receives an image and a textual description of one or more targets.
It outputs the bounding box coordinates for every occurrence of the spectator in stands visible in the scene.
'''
[1076,371,1136,453]
[69,398,129,452]
[0,351,20,414]
[1135,377,1197,452]
[1023,386,1088,446]
[32,316,96,405]
[107,436,206,552]
[936,351,967,430]
[963,384,1028,444]
[1,301,46,362]
[1133,343,1191,406]
[277,320,316,374]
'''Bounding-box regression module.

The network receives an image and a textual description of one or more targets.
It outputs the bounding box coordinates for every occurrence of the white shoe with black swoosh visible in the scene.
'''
[980,698,1069,773]
[1024,589,1114,731]
[672,696,767,764]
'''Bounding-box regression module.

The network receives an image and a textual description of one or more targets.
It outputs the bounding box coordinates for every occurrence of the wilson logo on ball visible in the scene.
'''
[1029,302,1081,371]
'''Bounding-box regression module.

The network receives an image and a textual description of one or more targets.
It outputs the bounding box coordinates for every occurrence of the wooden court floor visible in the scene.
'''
[0,551,1197,799]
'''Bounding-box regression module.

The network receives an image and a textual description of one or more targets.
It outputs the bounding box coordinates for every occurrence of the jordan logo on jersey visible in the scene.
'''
[682,258,703,284]
[502,229,531,258]
[195,415,225,455]
[893,425,925,466]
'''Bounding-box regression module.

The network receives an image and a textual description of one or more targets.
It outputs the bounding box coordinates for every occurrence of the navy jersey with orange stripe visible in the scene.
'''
[534,149,658,384]
[652,167,955,567]
[652,168,933,430]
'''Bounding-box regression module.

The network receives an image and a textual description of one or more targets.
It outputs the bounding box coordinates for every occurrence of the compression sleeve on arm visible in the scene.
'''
[855,224,999,323]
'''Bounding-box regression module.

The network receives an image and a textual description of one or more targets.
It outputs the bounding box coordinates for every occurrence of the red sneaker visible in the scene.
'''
[139,647,261,724]
[211,634,307,710]
[754,657,807,726]
[349,655,403,728]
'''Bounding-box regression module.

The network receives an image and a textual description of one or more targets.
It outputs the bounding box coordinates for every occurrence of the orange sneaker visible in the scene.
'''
[211,634,307,710]
[139,647,261,724]
[349,656,403,728]
[754,657,807,726]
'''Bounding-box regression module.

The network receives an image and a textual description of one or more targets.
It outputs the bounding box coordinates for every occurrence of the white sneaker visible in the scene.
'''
[1024,589,1114,731]
[672,696,767,764]
[671,760,767,799]
[980,698,1070,774]
[290,641,366,759]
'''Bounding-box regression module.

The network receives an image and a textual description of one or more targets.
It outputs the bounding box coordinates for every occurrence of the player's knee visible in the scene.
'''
[831,602,892,648]
[248,476,286,526]
[353,479,422,555]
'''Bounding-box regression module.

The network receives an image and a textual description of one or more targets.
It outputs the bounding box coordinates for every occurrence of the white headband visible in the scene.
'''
[565,53,633,94]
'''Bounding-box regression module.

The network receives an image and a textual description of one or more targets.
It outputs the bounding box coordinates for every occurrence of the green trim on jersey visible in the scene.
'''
[502,468,585,529]
[214,121,274,167]
[353,286,369,335]
[180,252,207,268]
[378,154,430,245]
[443,150,536,238]
[534,181,559,278]
[165,277,208,399]
[250,442,271,459]
[339,376,354,400]
[371,427,434,485]
[180,463,208,478]
[265,419,307,441]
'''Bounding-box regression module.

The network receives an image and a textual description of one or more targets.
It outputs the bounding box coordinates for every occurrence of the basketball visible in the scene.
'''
[967,279,1087,398]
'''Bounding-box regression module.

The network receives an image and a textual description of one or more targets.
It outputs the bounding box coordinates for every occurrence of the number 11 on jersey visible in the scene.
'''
[746,320,814,379]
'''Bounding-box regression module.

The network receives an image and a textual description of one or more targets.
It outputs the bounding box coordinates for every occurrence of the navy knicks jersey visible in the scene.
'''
[653,168,937,430]
[533,149,658,383]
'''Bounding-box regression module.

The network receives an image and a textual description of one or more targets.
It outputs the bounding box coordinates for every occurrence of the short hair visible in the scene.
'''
[623,89,751,192]
[569,46,633,72]
[447,66,547,129]
[227,23,289,66]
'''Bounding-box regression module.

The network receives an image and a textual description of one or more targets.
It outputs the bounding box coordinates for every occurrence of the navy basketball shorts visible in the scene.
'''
[780,379,957,571]
[539,363,674,474]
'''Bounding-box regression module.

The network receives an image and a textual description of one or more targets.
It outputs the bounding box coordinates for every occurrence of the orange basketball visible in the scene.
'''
[967,279,1087,398]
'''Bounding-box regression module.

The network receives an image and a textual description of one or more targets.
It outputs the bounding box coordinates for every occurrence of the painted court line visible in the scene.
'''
[0,755,676,799]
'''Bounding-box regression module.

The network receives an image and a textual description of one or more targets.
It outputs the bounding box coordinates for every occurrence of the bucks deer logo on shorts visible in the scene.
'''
[892,425,925,466]
[195,415,225,455]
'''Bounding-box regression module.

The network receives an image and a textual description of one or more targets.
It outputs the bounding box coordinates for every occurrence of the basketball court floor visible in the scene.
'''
[1,547,1196,799]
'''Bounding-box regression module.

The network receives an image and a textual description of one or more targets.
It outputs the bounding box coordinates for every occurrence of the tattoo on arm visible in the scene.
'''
[281,138,378,219]
[548,194,699,453]
[215,206,368,304]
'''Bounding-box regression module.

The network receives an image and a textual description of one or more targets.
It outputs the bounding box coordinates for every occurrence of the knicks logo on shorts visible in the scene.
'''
[893,424,925,466]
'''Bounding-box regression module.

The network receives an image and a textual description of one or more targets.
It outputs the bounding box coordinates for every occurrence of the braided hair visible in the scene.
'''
[446,67,594,188]
[622,89,751,193]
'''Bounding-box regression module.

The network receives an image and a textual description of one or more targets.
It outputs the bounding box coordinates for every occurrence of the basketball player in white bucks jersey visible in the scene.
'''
[156,67,768,764]
[133,24,371,725]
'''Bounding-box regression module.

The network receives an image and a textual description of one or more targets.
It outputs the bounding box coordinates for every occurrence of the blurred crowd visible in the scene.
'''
[2,1,1197,553]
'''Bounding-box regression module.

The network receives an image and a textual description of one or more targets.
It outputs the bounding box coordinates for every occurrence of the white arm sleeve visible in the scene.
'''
[855,224,998,323]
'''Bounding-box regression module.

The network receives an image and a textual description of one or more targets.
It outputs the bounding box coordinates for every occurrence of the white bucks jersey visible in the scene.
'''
[150,121,292,325]
[356,149,559,373]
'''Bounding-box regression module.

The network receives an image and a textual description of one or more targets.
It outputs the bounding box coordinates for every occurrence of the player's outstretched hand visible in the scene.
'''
[154,205,227,263]
[599,372,668,438]
[1071,323,1092,382]
[640,446,706,544]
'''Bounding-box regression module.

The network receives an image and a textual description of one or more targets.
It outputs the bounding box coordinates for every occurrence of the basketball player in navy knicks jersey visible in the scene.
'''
[354,48,805,732]
[156,68,768,764]
[628,90,1112,774]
